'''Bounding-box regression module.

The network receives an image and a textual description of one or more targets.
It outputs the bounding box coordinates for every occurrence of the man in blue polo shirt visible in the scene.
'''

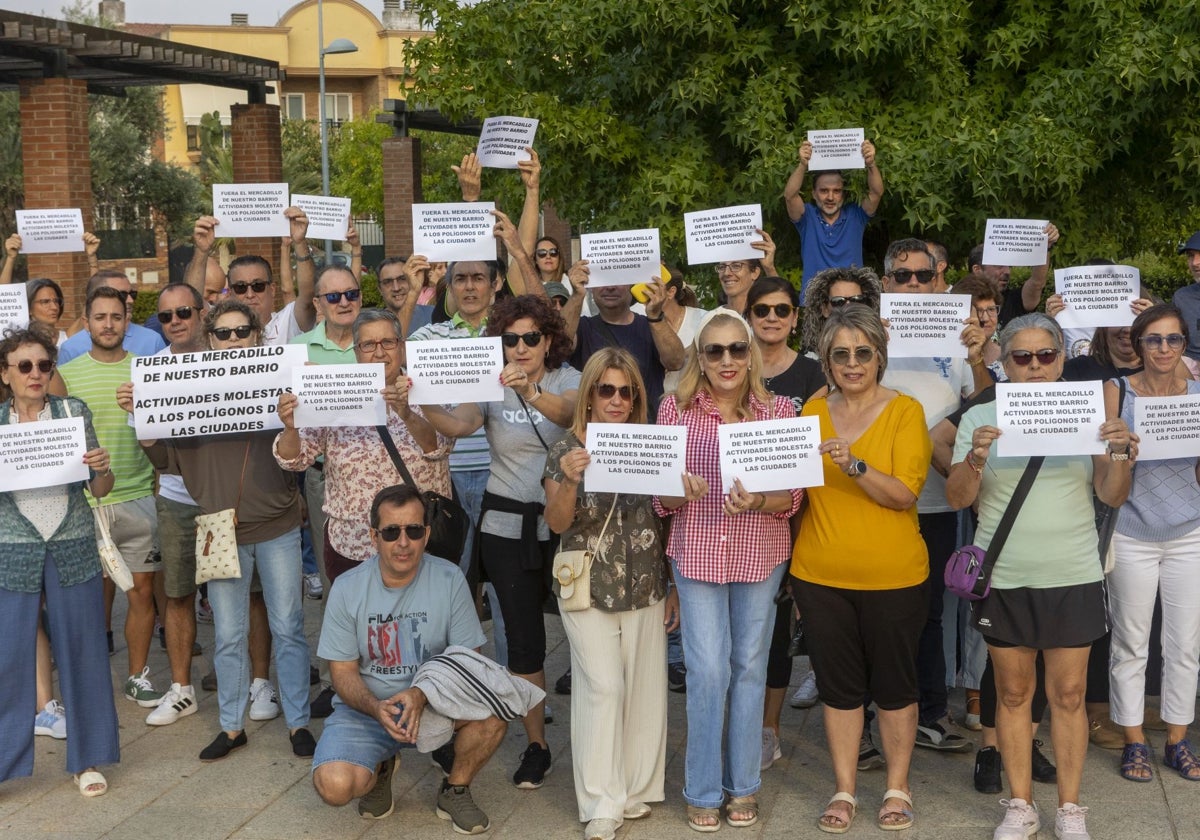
[57,270,165,364]
[784,137,885,298]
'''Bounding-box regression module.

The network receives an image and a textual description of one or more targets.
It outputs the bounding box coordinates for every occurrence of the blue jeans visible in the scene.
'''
[452,468,507,666]
[209,528,310,732]
[300,520,318,576]
[673,562,785,808]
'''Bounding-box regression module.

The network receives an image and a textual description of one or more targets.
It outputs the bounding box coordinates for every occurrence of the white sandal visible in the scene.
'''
[818,791,857,834]
[74,769,108,798]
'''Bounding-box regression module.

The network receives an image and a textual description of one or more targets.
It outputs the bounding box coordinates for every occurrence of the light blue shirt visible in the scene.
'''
[57,322,165,365]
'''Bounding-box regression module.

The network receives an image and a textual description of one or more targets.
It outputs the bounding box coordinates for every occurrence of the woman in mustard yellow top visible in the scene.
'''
[790,305,932,834]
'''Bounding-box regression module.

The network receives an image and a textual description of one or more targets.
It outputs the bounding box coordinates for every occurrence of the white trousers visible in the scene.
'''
[1108,527,1200,727]
[560,600,667,823]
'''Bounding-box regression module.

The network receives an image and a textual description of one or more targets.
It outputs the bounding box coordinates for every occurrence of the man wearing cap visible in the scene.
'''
[1171,231,1200,360]
[542,281,570,312]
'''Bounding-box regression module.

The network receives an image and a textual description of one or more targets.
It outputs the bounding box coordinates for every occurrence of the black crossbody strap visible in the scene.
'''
[979,455,1044,581]
[376,425,417,487]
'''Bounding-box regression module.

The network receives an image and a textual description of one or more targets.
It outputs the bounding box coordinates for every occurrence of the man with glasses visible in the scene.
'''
[376,256,435,338]
[58,271,166,365]
[879,238,988,756]
[784,136,885,295]
[967,222,1059,330]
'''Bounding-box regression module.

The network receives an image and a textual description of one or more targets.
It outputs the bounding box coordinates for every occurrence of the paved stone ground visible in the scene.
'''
[2,595,1197,840]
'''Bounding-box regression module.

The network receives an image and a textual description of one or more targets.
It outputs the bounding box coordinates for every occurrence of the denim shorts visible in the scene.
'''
[312,702,414,773]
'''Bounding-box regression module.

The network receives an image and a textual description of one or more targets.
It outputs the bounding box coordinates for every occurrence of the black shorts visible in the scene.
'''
[792,577,927,711]
[973,581,1107,649]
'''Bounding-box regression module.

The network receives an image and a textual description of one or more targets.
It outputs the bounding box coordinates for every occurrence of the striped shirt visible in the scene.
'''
[408,316,492,472]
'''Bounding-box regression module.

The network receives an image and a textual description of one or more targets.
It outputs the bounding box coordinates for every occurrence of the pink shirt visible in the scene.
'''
[653,390,803,584]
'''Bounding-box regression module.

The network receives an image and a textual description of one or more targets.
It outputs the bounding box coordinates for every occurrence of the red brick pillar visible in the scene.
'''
[19,77,96,321]
[382,135,422,257]
[230,103,284,304]
[541,202,573,261]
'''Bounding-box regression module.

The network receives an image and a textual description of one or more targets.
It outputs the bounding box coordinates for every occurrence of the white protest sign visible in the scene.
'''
[130,344,307,440]
[213,183,290,238]
[292,363,386,428]
[684,204,762,266]
[719,417,824,493]
[1134,394,1200,461]
[982,219,1049,267]
[291,194,351,241]
[0,283,29,332]
[1053,265,1139,329]
[15,209,85,254]
[0,417,89,492]
[807,128,866,170]
[476,116,539,169]
[880,293,971,358]
[411,202,497,262]
[407,337,504,405]
[995,381,1105,458]
[583,424,687,496]
[579,228,660,289]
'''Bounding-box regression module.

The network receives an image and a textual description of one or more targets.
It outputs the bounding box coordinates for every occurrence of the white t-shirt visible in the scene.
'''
[263,301,302,347]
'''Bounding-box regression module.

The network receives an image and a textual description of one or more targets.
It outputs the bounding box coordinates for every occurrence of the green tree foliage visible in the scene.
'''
[330,114,393,221]
[408,0,1200,293]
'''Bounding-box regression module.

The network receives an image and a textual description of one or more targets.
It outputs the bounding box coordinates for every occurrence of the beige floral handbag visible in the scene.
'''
[194,442,250,584]
[553,495,618,612]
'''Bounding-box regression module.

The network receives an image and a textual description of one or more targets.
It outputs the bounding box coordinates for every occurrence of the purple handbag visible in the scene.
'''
[944,456,1043,601]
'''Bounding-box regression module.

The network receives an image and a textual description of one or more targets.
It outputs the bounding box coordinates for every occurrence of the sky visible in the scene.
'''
[0,0,377,26]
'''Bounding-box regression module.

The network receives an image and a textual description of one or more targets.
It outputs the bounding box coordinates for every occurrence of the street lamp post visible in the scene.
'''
[317,0,357,264]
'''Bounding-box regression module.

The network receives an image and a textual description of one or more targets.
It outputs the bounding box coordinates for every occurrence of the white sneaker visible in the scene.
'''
[790,670,819,708]
[760,727,782,771]
[146,683,198,726]
[993,798,1040,840]
[34,699,67,739]
[248,678,280,721]
[1054,803,1091,840]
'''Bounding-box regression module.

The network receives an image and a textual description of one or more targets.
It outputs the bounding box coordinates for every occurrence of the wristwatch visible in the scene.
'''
[847,458,868,478]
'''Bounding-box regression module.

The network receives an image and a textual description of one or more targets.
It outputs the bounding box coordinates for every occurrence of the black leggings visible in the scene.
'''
[479,532,552,675]
[980,651,1048,729]
[766,595,793,690]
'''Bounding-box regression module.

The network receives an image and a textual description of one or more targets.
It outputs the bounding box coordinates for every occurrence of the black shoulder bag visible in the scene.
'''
[376,426,471,562]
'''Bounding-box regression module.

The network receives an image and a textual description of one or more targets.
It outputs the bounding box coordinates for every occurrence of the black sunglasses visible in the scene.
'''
[114,289,139,303]
[377,523,427,542]
[229,280,271,295]
[702,341,750,362]
[889,269,935,285]
[750,303,794,319]
[6,359,54,374]
[156,306,196,324]
[595,383,635,400]
[321,289,362,304]
[211,325,254,340]
[829,294,867,308]
[535,248,559,258]
[830,346,875,366]
[1007,349,1059,366]
[501,331,543,348]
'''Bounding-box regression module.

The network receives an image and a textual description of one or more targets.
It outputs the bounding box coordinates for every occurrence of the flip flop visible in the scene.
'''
[74,770,108,798]
[818,791,857,834]
[877,788,913,831]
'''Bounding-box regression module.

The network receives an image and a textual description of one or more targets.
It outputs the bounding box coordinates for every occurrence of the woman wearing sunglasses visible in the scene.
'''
[790,305,931,833]
[653,309,802,831]
[542,348,678,840]
[800,266,883,354]
[420,294,579,789]
[1104,304,1200,784]
[140,299,316,762]
[946,313,1133,840]
[0,328,119,797]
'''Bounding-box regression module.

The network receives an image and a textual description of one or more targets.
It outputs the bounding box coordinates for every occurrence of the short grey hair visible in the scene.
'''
[352,308,402,344]
[315,264,359,296]
[882,238,935,276]
[998,312,1064,357]
[817,304,889,387]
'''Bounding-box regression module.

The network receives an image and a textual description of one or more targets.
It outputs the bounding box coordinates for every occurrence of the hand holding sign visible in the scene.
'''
[983,219,1050,267]
[477,117,539,169]
[213,184,290,238]
[1053,265,1140,329]
[806,129,866,170]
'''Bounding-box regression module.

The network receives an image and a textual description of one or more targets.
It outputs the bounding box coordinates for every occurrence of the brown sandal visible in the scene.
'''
[687,804,720,833]
[726,795,758,828]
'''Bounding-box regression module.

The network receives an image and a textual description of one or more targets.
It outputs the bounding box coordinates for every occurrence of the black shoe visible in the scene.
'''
[310,686,335,719]
[1031,739,1057,783]
[668,662,687,693]
[309,665,320,686]
[200,730,247,762]
[513,742,552,789]
[787,619,807,658]
[290,728,316,757]
[158,624,166,650]
[431,739,456,776]
[201,670,217,692]
[915,720,971,752]
[974,746,1003,794]
[554,667,572,695]
[191,641,202,656]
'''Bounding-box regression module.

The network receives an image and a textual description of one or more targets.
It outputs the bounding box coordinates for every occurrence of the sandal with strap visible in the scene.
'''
[1164,739,1200,781]
[1119,742,1153,782]
[725,795,758,828]
[818,791,857,834]
[687,804,721,833]
[877,789,914,831]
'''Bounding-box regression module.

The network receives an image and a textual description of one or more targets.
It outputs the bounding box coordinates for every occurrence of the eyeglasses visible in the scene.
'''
[594,383,635,400]
[229,280,271,295]
[1007,348,1060,366]
[889,269,936,285]
[357,338,400,354]
[501,331,543,348]
[750,303,794,319]
[829,294,867,308]
[1139,333,1186,351]
[715,262,748,275]
[830,346,875,366]
[33,297,62,308]
[379,274,408,287]
[974,305,999,319]
[5,359,54,374]
[210,325,254,340]
[377,523,427,542]
[113,289,139,303]
[535,248,559,258]
[156,306,196,324]
[321,289,362,304]
[701,341,750,362]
